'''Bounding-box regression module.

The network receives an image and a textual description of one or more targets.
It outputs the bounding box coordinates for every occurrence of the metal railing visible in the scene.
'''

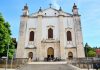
[67,57,100,69]
[0,57,100,69]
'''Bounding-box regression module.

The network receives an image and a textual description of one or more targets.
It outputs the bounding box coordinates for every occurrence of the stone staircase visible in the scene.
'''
[16,62,80,70]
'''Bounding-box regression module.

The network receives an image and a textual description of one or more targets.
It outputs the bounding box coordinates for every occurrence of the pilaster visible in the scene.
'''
[59,11,65,59]
[36,12,43,60]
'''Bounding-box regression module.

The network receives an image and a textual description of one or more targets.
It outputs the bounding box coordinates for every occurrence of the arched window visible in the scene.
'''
[29,31,34,41]
[67,31,72,41]
[48,28,53,38]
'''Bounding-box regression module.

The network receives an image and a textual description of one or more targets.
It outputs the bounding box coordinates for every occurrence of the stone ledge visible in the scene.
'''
[0,68,15,70]
[27,61,67,64]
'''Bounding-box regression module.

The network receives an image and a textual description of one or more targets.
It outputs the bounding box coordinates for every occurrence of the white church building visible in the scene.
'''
[16,3,85,61]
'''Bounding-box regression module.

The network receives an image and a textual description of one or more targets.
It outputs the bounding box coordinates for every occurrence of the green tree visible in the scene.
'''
[87,50,96,57]
[0,13,15,59]
[84,43,96,57]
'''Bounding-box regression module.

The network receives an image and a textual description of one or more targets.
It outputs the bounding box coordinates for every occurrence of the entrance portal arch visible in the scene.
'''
[47,47,54,59]
[68,52,73,59]
[28,52,33,59]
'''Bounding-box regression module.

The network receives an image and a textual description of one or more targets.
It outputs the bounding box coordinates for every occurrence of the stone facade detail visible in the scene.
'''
[16,4,85,60]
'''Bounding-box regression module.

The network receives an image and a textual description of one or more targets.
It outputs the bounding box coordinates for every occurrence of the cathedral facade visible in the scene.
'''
[16,4,85,60]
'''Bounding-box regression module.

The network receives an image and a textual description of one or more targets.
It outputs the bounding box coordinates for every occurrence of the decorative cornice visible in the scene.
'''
[65,47,76,49]
[41,39,60,43]
[29,28,36,30]
[65,27,72,30]
[28,15,73,18]
[25,47,37,49]
[47,25,55,28]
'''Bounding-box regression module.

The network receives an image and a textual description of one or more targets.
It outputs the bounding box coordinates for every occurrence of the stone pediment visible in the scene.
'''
[30,8,72,17]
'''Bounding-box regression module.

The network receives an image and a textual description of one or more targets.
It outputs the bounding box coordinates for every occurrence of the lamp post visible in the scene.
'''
[5,44,9,70]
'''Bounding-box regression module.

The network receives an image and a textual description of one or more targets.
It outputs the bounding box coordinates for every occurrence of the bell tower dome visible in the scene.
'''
[72,3,78,15]
[22,4,29,16]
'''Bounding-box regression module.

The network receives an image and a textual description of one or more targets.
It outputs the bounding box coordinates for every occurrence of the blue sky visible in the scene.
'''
[0,0,100,47]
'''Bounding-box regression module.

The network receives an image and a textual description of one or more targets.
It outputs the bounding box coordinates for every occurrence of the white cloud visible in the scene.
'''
[50,0,62,9]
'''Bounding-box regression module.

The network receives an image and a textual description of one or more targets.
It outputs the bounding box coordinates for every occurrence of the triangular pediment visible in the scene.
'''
[30,8,72,17]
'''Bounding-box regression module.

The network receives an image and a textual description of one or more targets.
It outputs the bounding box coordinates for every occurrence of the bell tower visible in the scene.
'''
[16,4,29,58]
[72,3,78,15]
[22,4,29,16]
[72,3,85,58]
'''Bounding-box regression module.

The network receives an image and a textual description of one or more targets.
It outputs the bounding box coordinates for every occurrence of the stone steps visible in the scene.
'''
[17,62,79,70]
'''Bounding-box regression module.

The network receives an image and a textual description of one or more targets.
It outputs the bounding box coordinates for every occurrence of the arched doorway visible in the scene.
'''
[47,47,54,59]
[68,52,73,59]
[28,52,33,59]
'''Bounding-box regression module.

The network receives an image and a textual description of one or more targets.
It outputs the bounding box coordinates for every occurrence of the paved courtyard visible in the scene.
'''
[17,64,76,70]
[0,62,98,70]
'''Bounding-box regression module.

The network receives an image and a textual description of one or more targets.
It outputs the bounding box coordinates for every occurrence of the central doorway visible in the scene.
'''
[47,47,54,59]
[68,52,73,59]
[28,52,33,59]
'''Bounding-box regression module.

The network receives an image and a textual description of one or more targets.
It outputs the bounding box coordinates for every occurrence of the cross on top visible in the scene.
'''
[49,3,52,8]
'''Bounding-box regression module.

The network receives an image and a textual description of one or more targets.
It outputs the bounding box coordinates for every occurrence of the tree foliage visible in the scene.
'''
[0,13,15,59]
[87,50,96,57]
[84,43,96,57]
